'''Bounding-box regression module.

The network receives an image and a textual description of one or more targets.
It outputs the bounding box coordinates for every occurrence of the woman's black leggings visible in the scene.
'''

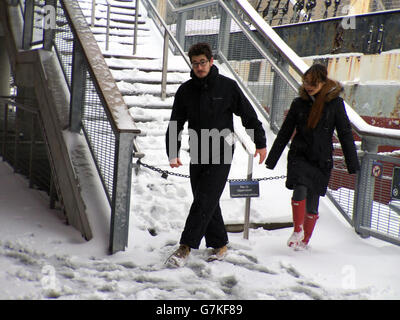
[292,184,319,214]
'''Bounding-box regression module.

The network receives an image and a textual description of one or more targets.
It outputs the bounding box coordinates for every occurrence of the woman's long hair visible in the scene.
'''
[303,64,331,129]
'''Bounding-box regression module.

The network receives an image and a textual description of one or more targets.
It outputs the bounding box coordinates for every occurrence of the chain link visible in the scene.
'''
[136,160,286,182]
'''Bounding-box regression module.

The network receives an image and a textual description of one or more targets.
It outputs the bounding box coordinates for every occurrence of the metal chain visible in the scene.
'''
[136,160,286,182]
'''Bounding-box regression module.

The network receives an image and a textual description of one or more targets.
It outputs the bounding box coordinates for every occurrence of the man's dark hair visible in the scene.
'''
[188,42,213,62]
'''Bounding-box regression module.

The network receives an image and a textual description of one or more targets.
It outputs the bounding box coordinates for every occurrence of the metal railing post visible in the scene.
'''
[217,7,231,59]
[22,0,34,50]
[161,30,169,101]
[91,0,96,27]
[69,39,86,133]
[353,138,379,237]
[2,103,8,157]
[269,60,289,133]
[109,132,136,254]
[175,11,187,51]
[106,2,111,51]
[133,0,139,55]
[28,113,35,188]
[243,152,254,240]
[13,107,19,172]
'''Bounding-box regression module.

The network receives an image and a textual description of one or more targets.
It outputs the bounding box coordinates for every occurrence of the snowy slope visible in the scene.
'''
[1,156,400,300]
[1,0,400,301]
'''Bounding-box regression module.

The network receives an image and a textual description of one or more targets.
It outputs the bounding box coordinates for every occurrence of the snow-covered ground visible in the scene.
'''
[1,136,400,300]
[1,0,400,302]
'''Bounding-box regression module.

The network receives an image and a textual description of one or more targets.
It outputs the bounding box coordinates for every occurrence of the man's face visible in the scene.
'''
[191,54,213,79]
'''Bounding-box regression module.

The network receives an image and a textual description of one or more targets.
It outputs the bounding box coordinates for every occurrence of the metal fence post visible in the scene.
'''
[353,138,379,238]
[69,39,86,133]
[175,11,187,51]
[2,103,8,157]
[28,113,35,188]
[269,61,288,133]
[22,0,34,50]
[243,152,254,240]
[109,132,135,254]
[106,2,111,51]
[133,0,139,55]
[91,0,96,27]
[217,7,231,59]
[161,30,169,101]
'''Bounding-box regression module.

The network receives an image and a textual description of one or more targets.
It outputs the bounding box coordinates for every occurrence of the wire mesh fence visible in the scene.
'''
[81,69,116,202]
[4,0,140,252]
[0,77,54,198]
[355,154,400,244]
[53,1,73,88]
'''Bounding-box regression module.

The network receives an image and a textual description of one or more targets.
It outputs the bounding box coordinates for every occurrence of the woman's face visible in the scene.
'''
[303,75,325,96]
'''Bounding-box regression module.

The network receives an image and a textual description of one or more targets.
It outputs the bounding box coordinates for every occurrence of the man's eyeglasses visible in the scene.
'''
[191,60,209,68]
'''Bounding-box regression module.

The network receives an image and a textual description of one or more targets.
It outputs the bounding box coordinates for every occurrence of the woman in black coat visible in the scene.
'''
[265,64,360,250]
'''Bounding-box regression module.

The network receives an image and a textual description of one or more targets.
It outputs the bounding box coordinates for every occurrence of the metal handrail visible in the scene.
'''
[92,0,140,55]
[144,0,191,67]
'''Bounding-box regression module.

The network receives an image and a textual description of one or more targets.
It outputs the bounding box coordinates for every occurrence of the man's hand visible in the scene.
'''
[169,157,182,168]
[254,148,267,164]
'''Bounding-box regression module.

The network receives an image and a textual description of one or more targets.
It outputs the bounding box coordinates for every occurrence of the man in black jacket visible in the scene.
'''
[165,43,267,267]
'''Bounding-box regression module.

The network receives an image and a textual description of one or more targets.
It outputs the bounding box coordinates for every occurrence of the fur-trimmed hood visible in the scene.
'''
[299,79,343,102]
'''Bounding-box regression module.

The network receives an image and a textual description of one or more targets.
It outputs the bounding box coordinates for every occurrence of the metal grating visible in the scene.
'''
[53,1,74,88]
[81,70,116,202]
[361,155,400,242]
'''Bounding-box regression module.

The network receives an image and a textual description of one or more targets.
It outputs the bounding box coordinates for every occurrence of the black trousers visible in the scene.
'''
[180,163,231,249]
[292,184,319,214]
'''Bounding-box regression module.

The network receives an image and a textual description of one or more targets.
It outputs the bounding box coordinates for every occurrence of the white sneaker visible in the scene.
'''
[207,245,228,262]
[287,230,304,248]
[165,245,190,267]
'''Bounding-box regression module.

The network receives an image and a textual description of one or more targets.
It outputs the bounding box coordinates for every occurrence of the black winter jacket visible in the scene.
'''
[166,65,266,164]
[265,80,360,195]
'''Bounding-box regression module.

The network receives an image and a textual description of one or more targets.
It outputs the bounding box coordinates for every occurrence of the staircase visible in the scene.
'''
[76,0,196,235]
[78,0,191,169]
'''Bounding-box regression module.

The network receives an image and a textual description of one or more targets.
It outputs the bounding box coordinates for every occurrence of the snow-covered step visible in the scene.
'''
[128,107,172,122]
[123,94,173,109]
[118,82,181,97]
[91,27,150,37]
[111,69,187,85]
[81,5,139,17]
[105,57,190,73]
[80,9,143,23]
[79,0,137,11]
[85,17,146,29]
[93,34,150,47]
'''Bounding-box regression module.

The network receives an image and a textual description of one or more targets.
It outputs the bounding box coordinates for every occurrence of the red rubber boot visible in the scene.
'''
[287,199,306,248]
[300,213,319,248]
